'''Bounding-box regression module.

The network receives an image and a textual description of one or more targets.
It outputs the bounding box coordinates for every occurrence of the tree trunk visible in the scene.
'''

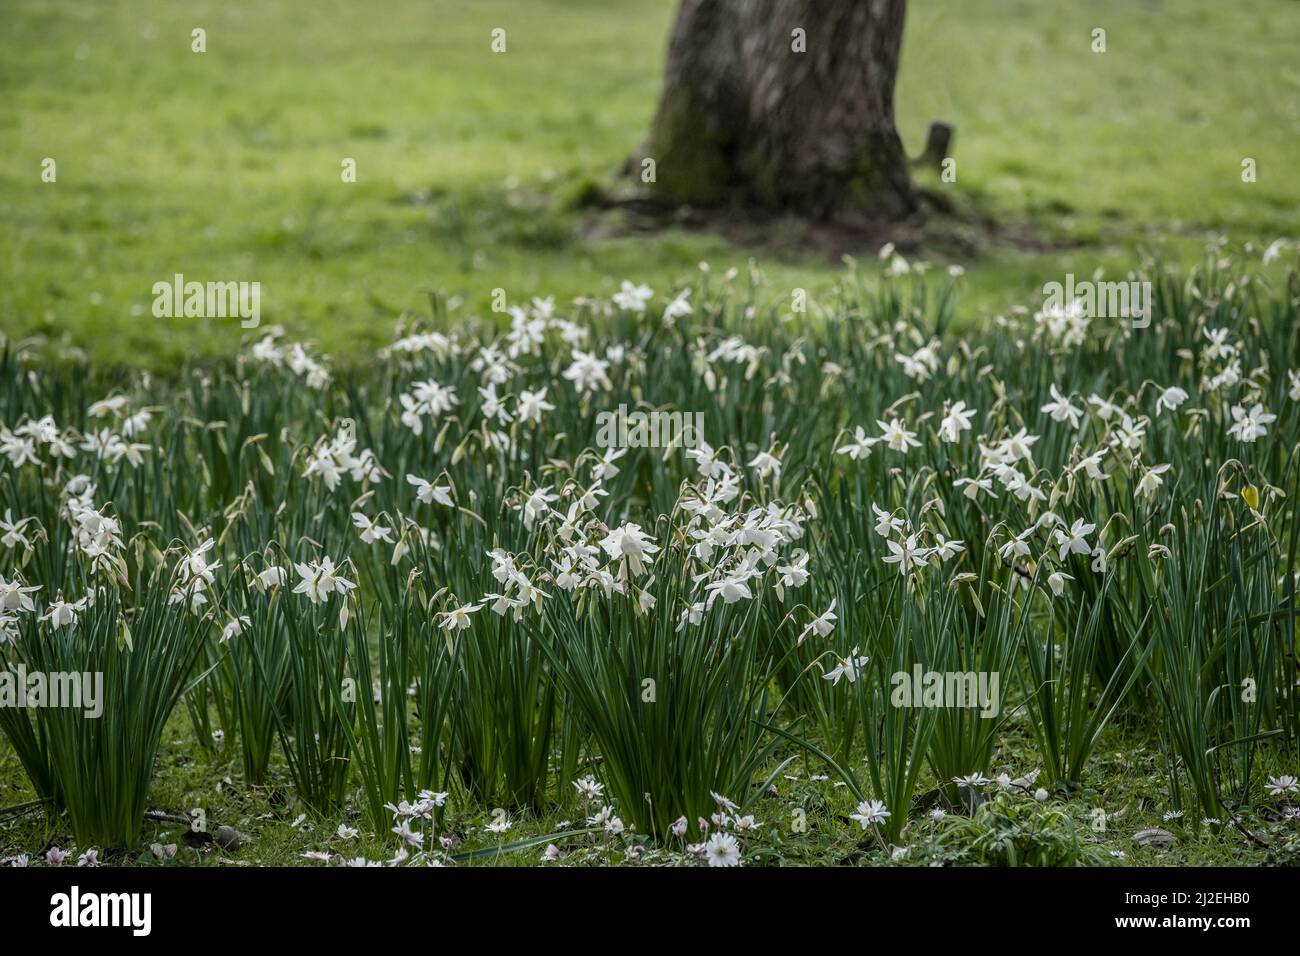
[640,0,917,221]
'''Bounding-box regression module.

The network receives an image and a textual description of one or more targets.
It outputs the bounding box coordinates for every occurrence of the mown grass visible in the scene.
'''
[2,0,1298,367]
[3,709,1296,866]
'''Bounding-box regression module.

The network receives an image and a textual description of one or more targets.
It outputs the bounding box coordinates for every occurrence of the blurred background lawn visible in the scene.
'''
[1,0,1297,368]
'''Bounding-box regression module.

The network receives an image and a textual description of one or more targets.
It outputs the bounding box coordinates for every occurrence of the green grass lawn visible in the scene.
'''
[5,713,1294,866]
[1,0,1298,368]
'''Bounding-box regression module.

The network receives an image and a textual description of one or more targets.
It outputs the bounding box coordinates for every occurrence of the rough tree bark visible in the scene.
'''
[638,0,918,222]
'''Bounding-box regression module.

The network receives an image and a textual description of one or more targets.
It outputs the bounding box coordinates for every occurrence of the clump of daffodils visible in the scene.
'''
[3,249,1299,864]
